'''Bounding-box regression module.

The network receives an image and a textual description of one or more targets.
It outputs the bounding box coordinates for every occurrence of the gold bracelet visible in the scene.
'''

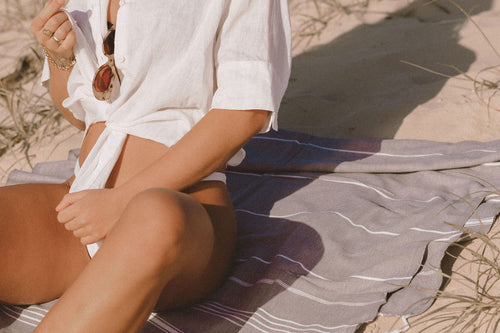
[41,47,76,71]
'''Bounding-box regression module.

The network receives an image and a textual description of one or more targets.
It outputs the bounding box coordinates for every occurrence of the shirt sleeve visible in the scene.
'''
[41,57,50,88]
[210,0,292,133]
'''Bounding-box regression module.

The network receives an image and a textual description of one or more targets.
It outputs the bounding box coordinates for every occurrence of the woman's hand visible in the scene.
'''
[31,0,76,65]
[56,189,128,245]
[30,0,85,130]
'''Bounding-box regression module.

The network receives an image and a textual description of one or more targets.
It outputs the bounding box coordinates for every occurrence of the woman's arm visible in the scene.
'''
[45,61,85,130]
[56,108,269,245]
[55,0,291,244]
[31,0,85,130]
[117,108,269,197]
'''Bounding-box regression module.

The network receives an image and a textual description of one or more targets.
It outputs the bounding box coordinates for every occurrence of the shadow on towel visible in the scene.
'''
[145,131,385,331]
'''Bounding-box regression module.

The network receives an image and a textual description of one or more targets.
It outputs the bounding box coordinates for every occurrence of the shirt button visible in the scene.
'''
[116,55,126,64]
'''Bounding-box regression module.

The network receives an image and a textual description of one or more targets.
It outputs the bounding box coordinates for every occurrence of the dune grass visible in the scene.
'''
[0,0,71,175]
[0,46,69,170]
[417,237,500,332]
[0,77,67,167]
[400,0,500,115]
[289,0,370,50]
[406,208,500,332]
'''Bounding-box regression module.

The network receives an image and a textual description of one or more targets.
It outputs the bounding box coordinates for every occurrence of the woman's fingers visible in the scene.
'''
[53,19,72,42]
[58,29,76,53]
[55,194,71,212]
[44,11,68,33]
[71,225,100,245]
[31,0,66,34]
[57,204,76,223]
[39,12,71,49]
[44,18,74,51]
[63,217,83,231]
[31,0,75,59]
[42,11,69,41]
[80,234,100,246]
[56,191,88,223]
[72,226,96,245]
[56,191,86,212]
[55,189,115,244]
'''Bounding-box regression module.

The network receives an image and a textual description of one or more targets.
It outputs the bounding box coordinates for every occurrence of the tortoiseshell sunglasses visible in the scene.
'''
[92,25,120,101]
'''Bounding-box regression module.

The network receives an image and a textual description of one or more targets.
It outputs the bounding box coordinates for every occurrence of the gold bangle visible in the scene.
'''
[41,47,76,71]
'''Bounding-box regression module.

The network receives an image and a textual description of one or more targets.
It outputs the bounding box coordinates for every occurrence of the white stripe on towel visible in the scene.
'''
[335,212,399,236]
[252,137,445,158]
[212,301,356,331]
[235,209,399,236]
[228,277,385,307]
[409,227,460,235]
[193,301,358,333]
[235,254,330,281]
[148,313,183,333]
[0,305,41,327]
[350,275,413,282]
[228,171,442,203]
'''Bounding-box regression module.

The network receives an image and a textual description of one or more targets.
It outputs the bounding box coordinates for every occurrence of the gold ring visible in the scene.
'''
[52,35,62,44]
[42,28,54,37]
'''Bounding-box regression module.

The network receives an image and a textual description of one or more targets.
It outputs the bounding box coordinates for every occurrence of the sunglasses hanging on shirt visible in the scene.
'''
[92,23,121,101]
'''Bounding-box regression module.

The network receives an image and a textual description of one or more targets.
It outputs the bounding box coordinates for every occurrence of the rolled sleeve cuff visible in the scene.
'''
[210,60,283,133]
[41,57,50,88]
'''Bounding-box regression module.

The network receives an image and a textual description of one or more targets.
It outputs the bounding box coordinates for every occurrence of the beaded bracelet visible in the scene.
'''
[41,47,76,71]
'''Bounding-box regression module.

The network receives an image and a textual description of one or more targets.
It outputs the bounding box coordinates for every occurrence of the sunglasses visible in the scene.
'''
[92,25,121,101]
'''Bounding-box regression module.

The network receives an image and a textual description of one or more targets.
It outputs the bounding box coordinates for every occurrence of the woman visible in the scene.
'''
[0,0,291,331]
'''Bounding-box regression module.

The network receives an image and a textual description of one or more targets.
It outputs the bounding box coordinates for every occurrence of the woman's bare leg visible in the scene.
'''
[35,183,236,333]
[0,183,90,305]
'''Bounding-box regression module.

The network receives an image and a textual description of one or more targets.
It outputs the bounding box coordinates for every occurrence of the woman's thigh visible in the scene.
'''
[0,182,90,305]
[154,181,237,310]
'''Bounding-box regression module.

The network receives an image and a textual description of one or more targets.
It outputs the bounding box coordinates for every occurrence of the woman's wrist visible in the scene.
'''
[113,183,141,207]
[41,47,75,71]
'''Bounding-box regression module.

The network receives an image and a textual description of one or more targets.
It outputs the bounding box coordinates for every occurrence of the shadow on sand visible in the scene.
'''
[280,0,494,139]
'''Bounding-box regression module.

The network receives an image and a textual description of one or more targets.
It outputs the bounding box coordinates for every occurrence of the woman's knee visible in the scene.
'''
[114,188,214,274]
[124,188,202,239]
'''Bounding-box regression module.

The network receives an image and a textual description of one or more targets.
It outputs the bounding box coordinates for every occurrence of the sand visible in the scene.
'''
[1,0,500,331]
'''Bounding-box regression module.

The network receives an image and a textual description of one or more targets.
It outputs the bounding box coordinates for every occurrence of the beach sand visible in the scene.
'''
[1,0,500,331]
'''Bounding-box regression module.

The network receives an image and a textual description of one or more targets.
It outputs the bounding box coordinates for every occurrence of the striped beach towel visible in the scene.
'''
[2,129,500,332]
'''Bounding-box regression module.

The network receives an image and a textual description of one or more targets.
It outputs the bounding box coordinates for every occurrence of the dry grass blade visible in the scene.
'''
[402,59,500,113]
[472,65,500,112]
[290,0,370,50]
[408,223,500,332]
[445,0,500,60]
[0,2,74,175]
[400,60,470,81]
[386,174,500,332]
[400,0,500,114]
[0,78,68,168]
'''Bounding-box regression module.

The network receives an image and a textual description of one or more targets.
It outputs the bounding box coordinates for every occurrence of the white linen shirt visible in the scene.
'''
[42,0,291,257]
[42,0,292,193]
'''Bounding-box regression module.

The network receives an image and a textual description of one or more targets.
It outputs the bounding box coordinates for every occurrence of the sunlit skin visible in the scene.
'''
[0,0,271,331]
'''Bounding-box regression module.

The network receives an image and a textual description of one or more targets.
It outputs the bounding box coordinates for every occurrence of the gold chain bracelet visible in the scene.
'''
[41,47,76,71]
